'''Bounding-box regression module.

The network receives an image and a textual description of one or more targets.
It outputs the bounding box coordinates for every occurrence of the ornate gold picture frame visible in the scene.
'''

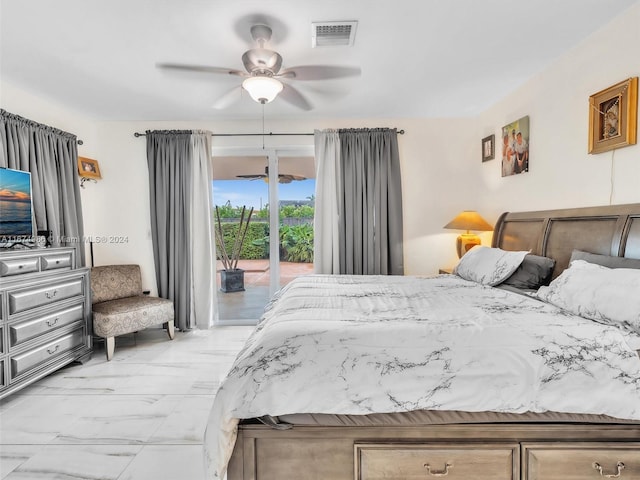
[588,77,638,154]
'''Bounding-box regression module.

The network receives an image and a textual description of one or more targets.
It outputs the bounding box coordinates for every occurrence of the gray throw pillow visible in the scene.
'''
[501,254,556,289]
[569,250,640,270]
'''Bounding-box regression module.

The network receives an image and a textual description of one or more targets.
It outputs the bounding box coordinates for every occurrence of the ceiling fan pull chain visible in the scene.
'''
[262,103,265,150]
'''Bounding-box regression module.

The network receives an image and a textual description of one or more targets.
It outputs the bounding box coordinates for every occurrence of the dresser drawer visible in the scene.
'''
[40,252,73,271]
[8,278,84,315]
[9,303,84,348]
[0,257,40,277]
[10,327,85,380]
[524,443,640,480]
[355,443,519,480]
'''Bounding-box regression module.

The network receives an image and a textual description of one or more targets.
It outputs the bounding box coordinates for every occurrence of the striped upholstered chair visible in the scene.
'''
[90,265,175,360]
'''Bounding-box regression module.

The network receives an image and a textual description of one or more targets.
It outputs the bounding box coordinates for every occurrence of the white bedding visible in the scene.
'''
[204,274,640,479]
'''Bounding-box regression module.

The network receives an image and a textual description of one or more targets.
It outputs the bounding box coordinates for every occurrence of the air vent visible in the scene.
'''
[311,21,358,47]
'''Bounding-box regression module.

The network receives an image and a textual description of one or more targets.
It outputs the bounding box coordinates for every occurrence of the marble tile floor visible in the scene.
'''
[0,326,255,480]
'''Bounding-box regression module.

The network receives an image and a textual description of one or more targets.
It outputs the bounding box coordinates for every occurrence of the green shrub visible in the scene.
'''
[218,222,269,260]
[250,223,315,263]
[281,224,314,263]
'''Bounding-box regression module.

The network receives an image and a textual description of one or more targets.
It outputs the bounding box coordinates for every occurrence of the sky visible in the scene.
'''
[0,168,31,202]
[212,178,315,210]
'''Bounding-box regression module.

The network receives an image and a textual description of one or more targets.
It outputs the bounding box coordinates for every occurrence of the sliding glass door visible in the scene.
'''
[212,146,315,325]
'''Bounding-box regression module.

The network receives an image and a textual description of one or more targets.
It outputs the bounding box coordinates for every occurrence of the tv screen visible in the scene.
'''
[0,167,35,242]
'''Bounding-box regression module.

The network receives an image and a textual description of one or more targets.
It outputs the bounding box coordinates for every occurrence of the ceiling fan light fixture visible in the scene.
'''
[242,76,283,104]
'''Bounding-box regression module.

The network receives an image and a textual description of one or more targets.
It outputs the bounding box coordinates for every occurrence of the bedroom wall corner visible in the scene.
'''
[474,1,640,222]
[1,80,102,264]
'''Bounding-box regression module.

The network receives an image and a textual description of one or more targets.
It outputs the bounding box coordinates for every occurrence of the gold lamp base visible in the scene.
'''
[456,233,481,258]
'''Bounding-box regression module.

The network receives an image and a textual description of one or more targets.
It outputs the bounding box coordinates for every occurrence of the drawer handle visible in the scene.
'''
[45,289,58,299]
[47,345,60,355]
[424,463,453,477]
[593,462,625,478]
[46,317,59,327]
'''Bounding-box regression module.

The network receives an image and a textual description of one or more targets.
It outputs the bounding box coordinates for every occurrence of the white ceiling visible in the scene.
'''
[1,0,637,121]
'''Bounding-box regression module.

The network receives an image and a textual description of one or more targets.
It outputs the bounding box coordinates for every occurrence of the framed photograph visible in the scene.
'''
[78,156,102,179]
[588,77,638,154]
[481,134,495,162]
[501,116,530,177]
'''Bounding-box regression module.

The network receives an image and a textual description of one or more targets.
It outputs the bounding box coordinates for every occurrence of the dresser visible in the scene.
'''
[0,247,92,399]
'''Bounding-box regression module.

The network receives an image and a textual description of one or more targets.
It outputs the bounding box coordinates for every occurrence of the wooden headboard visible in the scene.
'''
[492,203,640,279]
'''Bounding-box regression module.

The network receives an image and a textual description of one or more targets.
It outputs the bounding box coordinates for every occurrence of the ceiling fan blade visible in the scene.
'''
[213,85,243,109]
[157,62,247,77]
[236,174,265,179]
[279,84,312,111]
[277,65,361,81]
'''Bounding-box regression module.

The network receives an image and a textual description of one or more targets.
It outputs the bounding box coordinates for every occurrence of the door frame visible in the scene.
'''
[211,145,315,296]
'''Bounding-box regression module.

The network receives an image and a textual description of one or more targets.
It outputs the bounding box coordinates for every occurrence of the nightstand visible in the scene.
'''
[438,268,453,274]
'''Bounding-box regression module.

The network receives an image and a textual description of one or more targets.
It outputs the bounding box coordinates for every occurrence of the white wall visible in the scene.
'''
[89,117,472,289]
[2,2,638,288]
[474,2,640,223]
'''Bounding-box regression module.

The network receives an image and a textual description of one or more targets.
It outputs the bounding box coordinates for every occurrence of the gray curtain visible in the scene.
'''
[338,128,403,275]
[0,109,85,265]
[146,130,193,330]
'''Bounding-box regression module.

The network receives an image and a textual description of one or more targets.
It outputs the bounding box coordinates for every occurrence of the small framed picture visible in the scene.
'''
[588,77,638,154]
[481,134,495,162]
[78,156,102,179]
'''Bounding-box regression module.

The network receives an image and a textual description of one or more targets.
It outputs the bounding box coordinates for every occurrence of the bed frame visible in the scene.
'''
[227,203,640,480]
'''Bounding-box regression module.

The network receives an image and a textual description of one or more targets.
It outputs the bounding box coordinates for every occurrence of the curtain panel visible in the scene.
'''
[0,109,86,265]
[146,129,216,330]
[314,127,403,276]
[190,131,216,329]
[313,129,341,274]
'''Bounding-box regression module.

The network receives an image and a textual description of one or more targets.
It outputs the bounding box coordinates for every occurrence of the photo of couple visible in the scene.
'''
[501,116,530,177]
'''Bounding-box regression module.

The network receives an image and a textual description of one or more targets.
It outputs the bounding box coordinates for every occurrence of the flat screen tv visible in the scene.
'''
[0,167,35,243]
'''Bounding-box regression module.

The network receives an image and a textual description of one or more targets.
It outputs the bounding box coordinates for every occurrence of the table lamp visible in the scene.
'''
[443,211,493,257]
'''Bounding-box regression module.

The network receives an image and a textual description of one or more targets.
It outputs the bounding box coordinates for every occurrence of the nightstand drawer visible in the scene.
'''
[524,443,640,480]
[9,303,85,348]
[10,327,85,380]
[355,443,518,480]
[8,278,84,315]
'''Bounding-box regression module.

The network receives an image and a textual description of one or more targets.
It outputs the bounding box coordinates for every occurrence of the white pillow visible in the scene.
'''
[453,246,528,286]
[536,260,640,334]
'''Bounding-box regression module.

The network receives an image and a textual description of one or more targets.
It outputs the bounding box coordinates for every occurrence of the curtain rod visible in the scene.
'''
[2,108,84,145]
[133,130,405,138]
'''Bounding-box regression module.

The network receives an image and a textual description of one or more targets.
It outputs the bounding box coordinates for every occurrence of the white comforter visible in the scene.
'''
[204,274,640,478]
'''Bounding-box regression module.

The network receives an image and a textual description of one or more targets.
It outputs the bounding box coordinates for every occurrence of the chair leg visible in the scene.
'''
[166,321,175,340]
[106,337,115,361]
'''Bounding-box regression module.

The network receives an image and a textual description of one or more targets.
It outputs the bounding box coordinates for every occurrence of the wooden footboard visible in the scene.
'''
[228,423,640,480]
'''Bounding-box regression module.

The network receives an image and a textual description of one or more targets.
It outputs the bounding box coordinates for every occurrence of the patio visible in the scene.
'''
[215,259,314,324]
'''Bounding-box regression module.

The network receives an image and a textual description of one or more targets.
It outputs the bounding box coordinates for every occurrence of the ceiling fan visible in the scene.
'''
[157,24,360,110]
[236,166,306,184]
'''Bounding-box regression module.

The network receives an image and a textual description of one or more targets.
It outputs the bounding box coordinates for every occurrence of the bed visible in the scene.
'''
[205,203,640,480]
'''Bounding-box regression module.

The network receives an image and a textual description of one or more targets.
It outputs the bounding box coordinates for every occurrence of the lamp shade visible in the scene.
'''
[443,211,493,258]
[443,211,493,232]
[242,76,283,104]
